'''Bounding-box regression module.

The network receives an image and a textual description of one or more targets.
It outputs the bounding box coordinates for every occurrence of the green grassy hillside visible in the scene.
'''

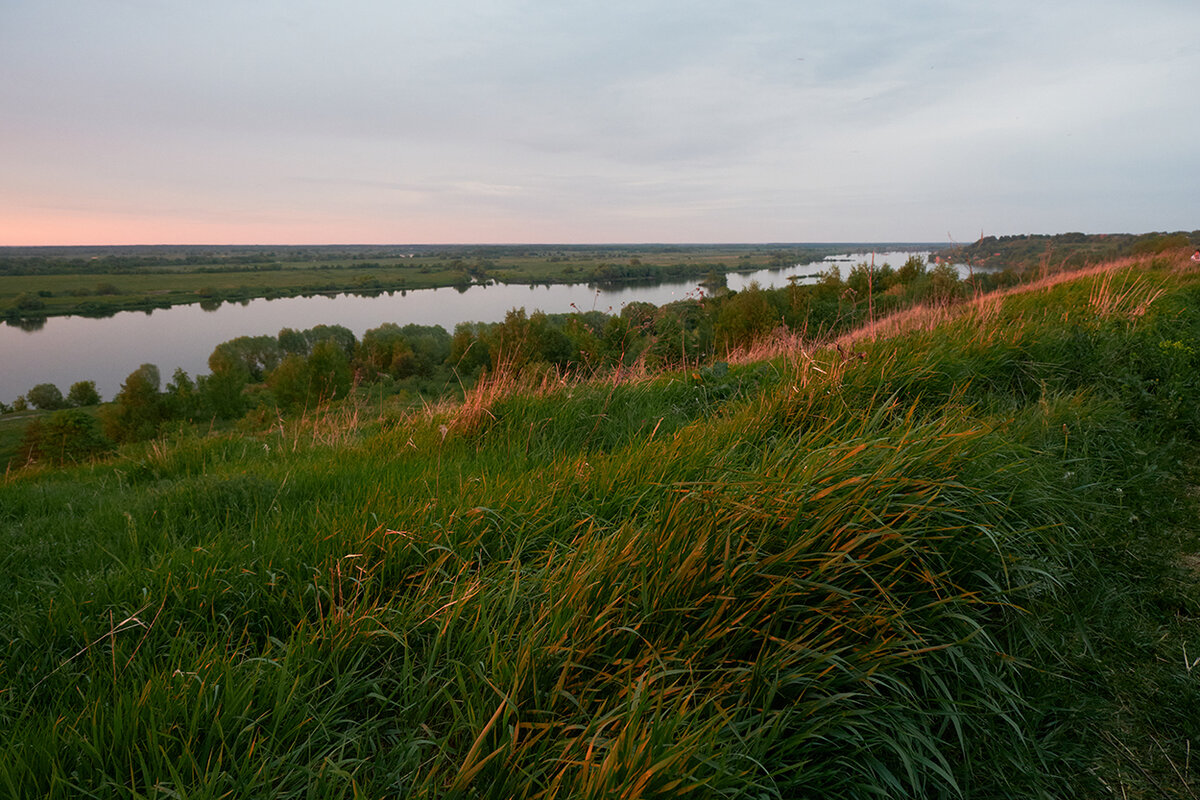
[2,252,1199,798]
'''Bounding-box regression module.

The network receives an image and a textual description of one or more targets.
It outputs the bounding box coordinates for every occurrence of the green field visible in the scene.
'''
[2,251,1199,797]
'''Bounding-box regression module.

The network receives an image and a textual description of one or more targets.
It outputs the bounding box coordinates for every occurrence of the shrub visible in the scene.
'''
[18,409,112,465]
[13,293,45,311]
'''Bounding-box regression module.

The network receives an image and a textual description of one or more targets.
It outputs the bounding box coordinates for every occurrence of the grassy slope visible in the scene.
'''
[2,254,1199,798]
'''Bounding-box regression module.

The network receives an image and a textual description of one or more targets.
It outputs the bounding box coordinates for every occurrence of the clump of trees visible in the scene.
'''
[16,380,102,411]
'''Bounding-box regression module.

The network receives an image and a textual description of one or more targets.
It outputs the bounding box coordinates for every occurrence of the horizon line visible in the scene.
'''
[0,240,971,250]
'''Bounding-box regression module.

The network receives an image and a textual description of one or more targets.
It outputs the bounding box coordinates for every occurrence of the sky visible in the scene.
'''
[2,0,1198,245]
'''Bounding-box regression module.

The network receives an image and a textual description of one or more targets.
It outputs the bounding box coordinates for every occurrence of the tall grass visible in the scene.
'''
[2,254,1199,797]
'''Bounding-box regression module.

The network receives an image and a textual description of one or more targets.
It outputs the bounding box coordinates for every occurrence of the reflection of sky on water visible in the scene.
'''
[0,252,936,403]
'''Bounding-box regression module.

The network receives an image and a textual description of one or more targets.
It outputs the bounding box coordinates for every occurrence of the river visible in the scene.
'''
[1,251,935,404]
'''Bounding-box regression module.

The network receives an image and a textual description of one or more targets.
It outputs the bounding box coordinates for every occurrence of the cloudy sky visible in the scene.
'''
[2,0,1197,245]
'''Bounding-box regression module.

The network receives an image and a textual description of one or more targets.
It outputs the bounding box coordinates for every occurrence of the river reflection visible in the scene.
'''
[1,251,932,403]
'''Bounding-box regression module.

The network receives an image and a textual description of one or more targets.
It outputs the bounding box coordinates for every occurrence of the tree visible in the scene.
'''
[486,309,537,370]
[714,284,777,352]
[564,314,602,372]
[645,313,686,369]
[359,323,417,378]
[164,368,200,420]
[450,322,491,375]
[529,311,573,368]
[26,383,66,410]
[620,301,657,330]
[927,263,964,306]
[101,363,165,442]
[600,315,642,366]
[203,344,252,419]
[277,327,309,355]
[210,336,282,382]
[266,354,312,412]
[896,255,927,285]
[267,341,352,412]
[304,324,356,357]
[67,380,101,407]
[307,339,352,403]
[395,324,451,376]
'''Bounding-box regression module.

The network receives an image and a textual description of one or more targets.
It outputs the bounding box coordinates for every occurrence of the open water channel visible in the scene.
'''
[1,251,937,405]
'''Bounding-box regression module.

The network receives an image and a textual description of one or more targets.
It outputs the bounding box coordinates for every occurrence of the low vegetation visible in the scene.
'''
[2,250,1199,797]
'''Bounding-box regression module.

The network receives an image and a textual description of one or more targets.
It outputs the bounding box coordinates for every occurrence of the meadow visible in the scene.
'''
[1,251,1199,797]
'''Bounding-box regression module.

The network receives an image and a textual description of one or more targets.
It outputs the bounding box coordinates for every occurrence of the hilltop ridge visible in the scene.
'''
[944,229,1199,274]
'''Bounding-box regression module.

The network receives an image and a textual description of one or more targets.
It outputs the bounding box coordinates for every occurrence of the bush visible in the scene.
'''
[13,293,45,312]
[18,409,112,465]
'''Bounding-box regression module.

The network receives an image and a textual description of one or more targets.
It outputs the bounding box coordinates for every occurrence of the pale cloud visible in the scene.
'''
[1,0,1198,244]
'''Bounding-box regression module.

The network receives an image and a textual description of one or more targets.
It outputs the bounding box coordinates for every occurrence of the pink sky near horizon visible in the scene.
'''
[1,207,595,248]
[0,210,460,248]
[3,1,1198,248]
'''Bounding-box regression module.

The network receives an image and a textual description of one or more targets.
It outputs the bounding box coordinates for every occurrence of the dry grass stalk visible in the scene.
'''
[278,399,367,452]
[1088,272,1164,320]
[834,303,956,351]
[449,363,573,435]
[450,367,519,434]
[725,326,807,366]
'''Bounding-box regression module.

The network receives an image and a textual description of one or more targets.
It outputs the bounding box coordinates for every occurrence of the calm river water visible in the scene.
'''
[1,251,933,404]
